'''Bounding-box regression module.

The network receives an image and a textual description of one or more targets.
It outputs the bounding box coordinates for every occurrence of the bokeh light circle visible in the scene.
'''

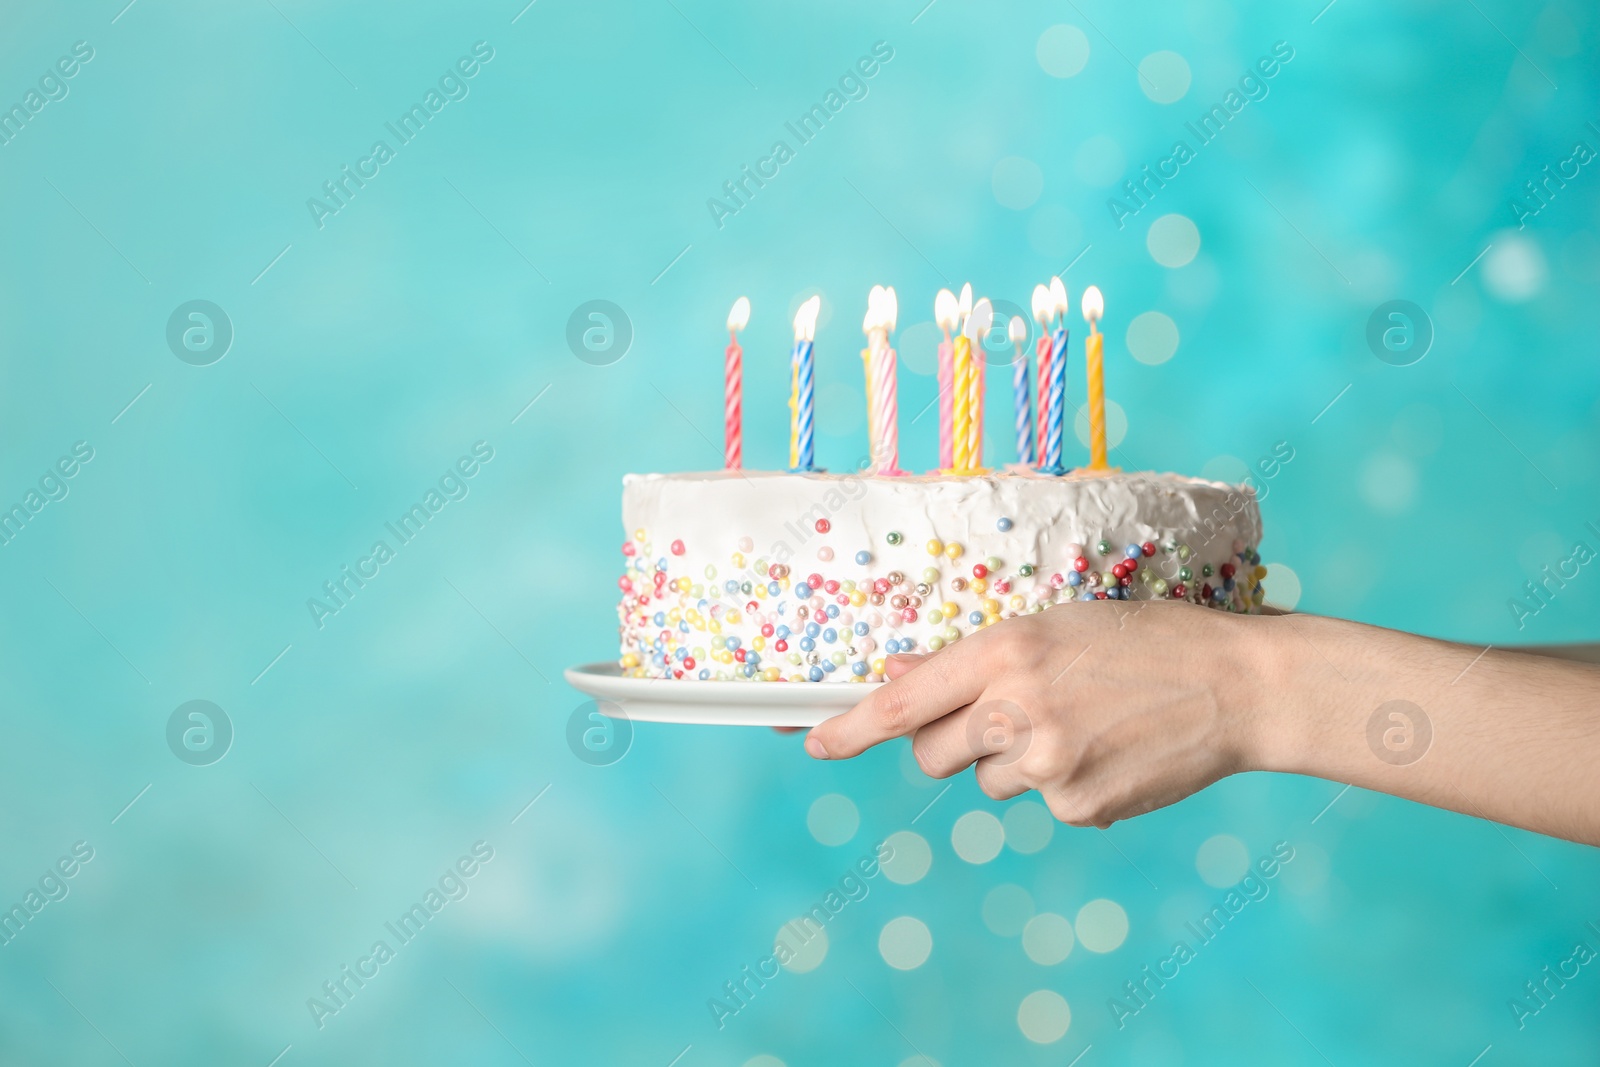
[879,916,934,970]
[1482,234,1548,302]
[776,921,828,973]
[1195,834,1250,887]
[951,811,1006,864]
[1074,399,1127,450]
[1075,899,1129,953]
[1022,913,1076,965]
[1127,310,1179,365]
[1037,25,1090,78]
[1003,801,1055,854]
[807,793,860,846]
[1138,51,1192,103]
[881,830,933,884]
[1263,562,1301,611]
[982,884,1036,937]
[1360,451,1417,514]
[1017,990,1073,1043]
[1147,214,1201,268]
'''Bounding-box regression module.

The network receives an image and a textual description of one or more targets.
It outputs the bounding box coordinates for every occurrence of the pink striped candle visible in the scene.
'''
[1030,284,1052,469]
[725,297,749,469]
[871,287,905,474]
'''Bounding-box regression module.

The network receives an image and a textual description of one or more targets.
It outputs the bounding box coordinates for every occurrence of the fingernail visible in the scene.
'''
[804,736,830,760]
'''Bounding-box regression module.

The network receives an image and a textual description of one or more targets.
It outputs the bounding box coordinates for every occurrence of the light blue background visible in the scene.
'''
[2,0,1598,1063]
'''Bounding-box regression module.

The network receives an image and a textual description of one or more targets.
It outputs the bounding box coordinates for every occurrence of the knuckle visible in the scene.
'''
[874,688,915,736]
[991,627,1043,671]
[1018,731,1075,783]
[909,732,949,779]
[974,762,1017,801]
[1044,785,1097,827]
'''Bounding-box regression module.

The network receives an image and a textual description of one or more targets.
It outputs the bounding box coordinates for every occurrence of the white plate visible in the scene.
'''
[564,661,882,727]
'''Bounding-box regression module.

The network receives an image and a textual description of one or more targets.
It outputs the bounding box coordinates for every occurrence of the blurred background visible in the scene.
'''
[2,0,1598,1063]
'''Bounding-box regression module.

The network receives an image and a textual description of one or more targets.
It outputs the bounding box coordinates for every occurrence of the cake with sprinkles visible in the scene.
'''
[616,469,1265,683]
[614,280,1266,683]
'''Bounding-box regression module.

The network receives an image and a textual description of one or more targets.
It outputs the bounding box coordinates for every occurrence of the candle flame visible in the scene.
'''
[1048,275,1069,318]
[727,296,750,332]
[963,297,992,341]
[1008,315,1027,343]
[1031,284,1051,325]
[793,295,821,341]
[864,285,896,334]
[958,283,973,318]
[934,288,958,331]
[1081,285,1104,325]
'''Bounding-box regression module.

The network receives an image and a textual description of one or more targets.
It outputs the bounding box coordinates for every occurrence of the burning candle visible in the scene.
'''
[1082,285,1108,470]
[950,284,973,472]
[963,296,992,473]
[934,289,958,471]
[1009,314,1033,467]
[1031,284,1052,465]
[871,287,905,475]
[1042,277,1069,475]
[793,295,821,472]
[725,296,749,470]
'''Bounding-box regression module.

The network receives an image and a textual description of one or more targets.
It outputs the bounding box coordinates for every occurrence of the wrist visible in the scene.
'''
[1222,611,1313,773]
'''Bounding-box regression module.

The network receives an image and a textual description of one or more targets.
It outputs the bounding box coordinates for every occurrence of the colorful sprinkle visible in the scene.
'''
[619,503,1265,682]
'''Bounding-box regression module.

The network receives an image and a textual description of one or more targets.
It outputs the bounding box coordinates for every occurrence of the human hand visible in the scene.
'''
[803,602,1274,827]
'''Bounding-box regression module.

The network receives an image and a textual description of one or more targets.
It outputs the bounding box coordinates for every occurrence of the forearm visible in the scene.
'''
[1244,614,1600,845]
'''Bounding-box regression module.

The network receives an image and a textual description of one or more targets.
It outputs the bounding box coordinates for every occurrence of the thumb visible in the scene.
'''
[883,652,927,681]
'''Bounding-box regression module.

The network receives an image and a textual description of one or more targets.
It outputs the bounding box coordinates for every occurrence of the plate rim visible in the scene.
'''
[564,661,882,707]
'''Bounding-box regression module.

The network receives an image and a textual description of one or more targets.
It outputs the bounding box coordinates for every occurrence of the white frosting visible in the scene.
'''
[617,468,1265,682]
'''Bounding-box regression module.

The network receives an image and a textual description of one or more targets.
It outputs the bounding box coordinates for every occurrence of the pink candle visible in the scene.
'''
[1034,335,1051,464]
[725,297,749,469]
[1031,284,1052,468]
[871,287,904,474]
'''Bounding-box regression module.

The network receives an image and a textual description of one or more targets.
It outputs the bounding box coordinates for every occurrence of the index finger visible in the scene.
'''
[805,643,986,760]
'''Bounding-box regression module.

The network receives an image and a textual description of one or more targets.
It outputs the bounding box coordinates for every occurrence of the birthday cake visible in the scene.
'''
[612,280,1266,683]
[616,468,1265,683]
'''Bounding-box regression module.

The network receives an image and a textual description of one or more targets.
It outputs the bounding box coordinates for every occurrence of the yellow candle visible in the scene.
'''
[951,334,971,471]
[963,297,993,474]
[1083,285,1108,470]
